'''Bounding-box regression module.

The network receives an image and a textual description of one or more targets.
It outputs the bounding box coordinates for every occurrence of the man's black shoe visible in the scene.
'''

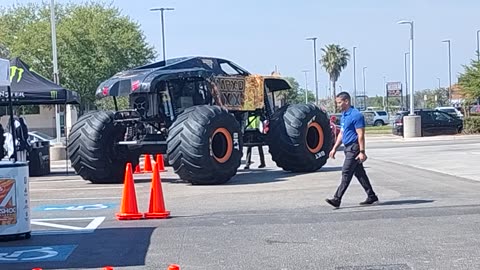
[325,198,341,209]
[359,196,379,205]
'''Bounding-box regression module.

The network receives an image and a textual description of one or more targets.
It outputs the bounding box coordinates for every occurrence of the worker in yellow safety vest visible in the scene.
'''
[245,115,266,169]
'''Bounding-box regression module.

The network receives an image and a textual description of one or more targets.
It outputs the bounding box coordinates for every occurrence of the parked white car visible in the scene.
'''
[360,110,389,126]
[28,131,66,145]
[435,107,463,119]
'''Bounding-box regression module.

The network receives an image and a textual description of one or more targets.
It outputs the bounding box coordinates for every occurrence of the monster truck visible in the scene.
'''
[67,57,333,184]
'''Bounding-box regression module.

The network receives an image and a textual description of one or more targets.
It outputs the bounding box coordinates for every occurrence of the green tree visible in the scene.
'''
[458,60,480,103]
[0,43,9,58]
[0,2,155,111]
[320,44,350,112]
[95,96,130,111]
[275,77,317,105]
[414,88,449,109]
[276,77,300,104]
[295,88,316,104]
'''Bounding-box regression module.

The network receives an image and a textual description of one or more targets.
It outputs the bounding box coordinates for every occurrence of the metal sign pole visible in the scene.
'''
[1,58,17,162]
[7,86,17,162]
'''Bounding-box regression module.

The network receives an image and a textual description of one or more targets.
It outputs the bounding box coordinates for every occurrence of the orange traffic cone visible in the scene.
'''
[156,154,167,172]
[144,163,170,219]
[144,154,153,172]
[167,264,180,270]
[115,163,143,220]
[134,164,142,174]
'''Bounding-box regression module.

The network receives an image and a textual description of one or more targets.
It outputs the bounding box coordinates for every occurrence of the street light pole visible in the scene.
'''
[353,46,357,107]
[362,66,367,109]
[306,37,318,105]
[437,77,441,89]
[398,20,414,116]
[302,70,309,103]
[442,39,452,102]
[398,20,421,137]
[383,76,386,109]
[404,52,409,111]
[477,30,480,61]
[150,7,175,62]
[50,0,61,143]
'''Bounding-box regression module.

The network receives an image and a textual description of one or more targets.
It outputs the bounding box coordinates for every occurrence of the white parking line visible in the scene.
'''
[31,217,106,235]
[30,180,86,183]
[32,186,144,191]
[31,197,122,202]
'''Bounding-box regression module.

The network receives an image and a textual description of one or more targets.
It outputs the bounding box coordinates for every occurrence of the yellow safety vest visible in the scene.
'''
[247,116,260,129]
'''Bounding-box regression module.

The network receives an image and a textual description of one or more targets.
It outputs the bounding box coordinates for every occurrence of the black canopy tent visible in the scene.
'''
[0,58,80,168]
[0,57,80,106]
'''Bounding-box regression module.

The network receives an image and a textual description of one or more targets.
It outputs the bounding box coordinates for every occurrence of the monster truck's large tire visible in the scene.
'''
[167,105,243,185]
[267,103,333,172]
[67,111,137,184]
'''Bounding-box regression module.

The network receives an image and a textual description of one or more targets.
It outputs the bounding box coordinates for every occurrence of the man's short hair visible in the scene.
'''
[336,91,351,102]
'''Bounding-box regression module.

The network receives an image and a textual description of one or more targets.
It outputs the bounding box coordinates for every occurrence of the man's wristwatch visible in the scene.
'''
[360,150,365,154]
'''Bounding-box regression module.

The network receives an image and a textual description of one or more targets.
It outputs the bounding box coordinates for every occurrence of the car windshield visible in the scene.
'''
[441,109,456,113]
[31,131,54,141]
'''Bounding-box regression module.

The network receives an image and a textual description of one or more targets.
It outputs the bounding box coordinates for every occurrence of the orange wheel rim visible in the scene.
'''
[211,128,233,163]
[306,122,324,153]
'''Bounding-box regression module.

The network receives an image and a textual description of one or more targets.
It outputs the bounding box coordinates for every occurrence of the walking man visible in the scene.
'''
[325,92,378,208]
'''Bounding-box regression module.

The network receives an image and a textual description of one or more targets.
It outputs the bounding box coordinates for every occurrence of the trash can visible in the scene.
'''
[0,161,31,240]
[28,141,50,176]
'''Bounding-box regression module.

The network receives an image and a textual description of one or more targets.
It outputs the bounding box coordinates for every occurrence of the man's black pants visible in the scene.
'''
[246,145,265,166]
[334,142,376,200]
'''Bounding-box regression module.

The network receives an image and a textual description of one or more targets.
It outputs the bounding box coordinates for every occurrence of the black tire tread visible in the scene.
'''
[267,104,332,172]
[167,105,242,185]
[67,111,131,184]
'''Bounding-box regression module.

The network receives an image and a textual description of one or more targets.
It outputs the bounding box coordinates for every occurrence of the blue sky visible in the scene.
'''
[3,0,480,98]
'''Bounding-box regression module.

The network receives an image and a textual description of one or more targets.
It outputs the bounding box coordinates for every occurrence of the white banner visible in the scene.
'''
[0,58,10,86]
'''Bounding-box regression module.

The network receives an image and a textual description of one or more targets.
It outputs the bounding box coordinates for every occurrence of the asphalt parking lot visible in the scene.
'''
[1,135,480,270]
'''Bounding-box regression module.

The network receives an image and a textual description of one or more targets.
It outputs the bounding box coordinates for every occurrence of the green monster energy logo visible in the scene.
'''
[9,66,24,82]
[50,90,58,99]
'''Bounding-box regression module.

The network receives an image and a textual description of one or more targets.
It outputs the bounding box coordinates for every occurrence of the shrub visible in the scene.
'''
[464,116,480,134]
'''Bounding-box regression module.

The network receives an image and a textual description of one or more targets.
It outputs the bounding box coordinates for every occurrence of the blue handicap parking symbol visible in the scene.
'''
[0,245,77,263]
[34,203,116,211]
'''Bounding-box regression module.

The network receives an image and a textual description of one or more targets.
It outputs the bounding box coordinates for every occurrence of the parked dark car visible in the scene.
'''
[392,109,463,136]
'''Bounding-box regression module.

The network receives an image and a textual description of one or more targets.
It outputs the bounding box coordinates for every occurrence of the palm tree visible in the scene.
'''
[320,44,350,112]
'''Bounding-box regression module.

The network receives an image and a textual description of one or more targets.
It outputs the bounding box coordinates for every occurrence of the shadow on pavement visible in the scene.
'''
[336,199,435,210]
[45,171,75,176]
[0,227,155,270]
[319,166,343,172]
[133,174,190,184]
[225,169,293,185]
[133,165,343,186]
[378,199,435,206]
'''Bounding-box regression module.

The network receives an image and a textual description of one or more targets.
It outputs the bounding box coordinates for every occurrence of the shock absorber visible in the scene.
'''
[125,126,134,141]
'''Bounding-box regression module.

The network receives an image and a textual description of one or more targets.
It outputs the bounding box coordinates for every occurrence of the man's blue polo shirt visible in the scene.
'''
[341,106,365,145]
